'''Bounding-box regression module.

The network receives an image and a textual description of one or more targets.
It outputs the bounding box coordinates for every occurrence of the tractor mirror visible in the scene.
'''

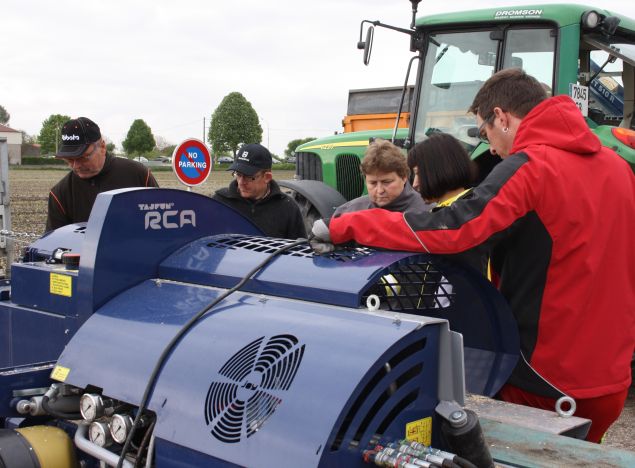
[360,26,374,65]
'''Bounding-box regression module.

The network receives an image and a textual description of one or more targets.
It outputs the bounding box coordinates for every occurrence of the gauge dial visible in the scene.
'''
[80,394,103,421]
[110,414,133,444]
[89,421,112,447]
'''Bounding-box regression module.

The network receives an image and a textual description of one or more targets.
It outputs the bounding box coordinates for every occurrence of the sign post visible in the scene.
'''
[171,139,212,190]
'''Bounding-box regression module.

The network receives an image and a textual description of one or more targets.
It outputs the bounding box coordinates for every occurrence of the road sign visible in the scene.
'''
[172,139,212,187]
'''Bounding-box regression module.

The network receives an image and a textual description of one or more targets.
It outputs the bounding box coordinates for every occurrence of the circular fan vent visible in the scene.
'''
[204,334,306,443]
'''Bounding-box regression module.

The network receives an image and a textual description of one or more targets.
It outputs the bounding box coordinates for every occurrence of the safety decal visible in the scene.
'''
[50,272,72,297]
[51,365,70,382]
[405,417,432,446]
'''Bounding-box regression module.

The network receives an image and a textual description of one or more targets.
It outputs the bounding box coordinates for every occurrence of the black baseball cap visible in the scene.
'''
[228,143,272,176]
[56,117,101,158]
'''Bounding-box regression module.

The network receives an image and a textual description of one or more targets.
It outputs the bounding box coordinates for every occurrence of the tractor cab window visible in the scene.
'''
[414,27,556,149]
[502,28,555,93]
[580,35,635,129]
[414,30,498,147]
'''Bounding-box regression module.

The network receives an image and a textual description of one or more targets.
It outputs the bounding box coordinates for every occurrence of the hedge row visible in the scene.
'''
[19,158,297,172]
[22,157,66,166]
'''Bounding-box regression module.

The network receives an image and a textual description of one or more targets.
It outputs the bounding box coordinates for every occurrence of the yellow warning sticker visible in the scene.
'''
[51,365,70,382]
[405,417,432,446]
[50,273,72,297]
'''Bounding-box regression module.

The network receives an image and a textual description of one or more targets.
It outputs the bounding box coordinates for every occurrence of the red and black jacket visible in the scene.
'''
[331,96,635,399]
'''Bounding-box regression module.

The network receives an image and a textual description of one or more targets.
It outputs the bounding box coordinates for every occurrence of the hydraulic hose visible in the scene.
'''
[117,238,310,467]
[41,395,82,420]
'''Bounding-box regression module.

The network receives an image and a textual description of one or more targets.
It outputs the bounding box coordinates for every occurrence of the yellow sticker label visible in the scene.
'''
[405,417,432,446]
[51,365,70,382]
[50,273,72,297]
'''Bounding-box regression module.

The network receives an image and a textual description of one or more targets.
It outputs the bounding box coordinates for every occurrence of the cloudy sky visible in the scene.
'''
[2,0,634,156]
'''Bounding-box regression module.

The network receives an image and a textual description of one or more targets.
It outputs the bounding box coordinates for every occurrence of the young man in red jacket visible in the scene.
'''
[319,69,635,442]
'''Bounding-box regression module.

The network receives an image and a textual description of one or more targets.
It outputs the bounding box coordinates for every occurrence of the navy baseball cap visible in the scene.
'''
[56,117,101,158]
[228,143,272,176]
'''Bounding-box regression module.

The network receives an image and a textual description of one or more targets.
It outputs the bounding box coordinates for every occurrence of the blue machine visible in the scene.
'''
[0,188,518,467]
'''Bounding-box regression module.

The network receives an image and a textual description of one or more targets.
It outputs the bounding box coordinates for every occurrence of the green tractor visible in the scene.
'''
[282,2,635,227]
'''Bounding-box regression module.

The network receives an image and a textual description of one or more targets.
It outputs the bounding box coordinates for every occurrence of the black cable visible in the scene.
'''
[117,238,309,467]
[41,395,82,420]
[133,419,156,468]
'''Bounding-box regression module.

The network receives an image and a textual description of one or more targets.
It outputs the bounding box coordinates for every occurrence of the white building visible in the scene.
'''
[0,124,23,165]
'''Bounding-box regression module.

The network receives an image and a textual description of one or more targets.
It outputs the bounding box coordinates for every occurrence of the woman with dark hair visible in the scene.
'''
[407,133,476,206]
[407,133,486,308]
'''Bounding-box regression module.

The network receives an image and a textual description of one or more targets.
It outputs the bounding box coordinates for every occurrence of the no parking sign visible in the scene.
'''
[171,138,212,187]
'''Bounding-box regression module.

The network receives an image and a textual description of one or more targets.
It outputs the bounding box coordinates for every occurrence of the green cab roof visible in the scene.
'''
[416,4,635,31]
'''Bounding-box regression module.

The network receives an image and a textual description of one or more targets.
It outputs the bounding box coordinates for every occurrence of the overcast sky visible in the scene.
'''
[2,0,634,156]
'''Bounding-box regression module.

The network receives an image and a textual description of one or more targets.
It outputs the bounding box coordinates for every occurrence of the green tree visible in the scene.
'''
[0,105,9,125]
[122,119,155,156]
[106,142,116,153]
[160,144,176,156]
[208,92,262,156]
[285,137,316,158]
[20,130,36,144]
[38,114,71,155]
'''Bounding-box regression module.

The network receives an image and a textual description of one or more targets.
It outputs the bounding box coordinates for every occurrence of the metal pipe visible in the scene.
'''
[144,433,155,468]
[74,423,134,468]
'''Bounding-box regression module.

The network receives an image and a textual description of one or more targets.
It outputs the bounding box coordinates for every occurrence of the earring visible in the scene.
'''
[503,127,509,133]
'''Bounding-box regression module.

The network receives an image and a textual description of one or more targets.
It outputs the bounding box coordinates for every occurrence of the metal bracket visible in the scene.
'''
[435,400,468,428]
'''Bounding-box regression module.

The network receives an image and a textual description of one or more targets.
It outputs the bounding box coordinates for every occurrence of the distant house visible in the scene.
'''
[0,124,23,165]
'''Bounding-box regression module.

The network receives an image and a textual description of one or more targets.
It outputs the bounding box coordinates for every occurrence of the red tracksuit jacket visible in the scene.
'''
[331,95,635,399]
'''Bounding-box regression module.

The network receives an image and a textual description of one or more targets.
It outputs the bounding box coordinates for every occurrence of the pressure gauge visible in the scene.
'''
[80,394,103,421]
[89,421,113,447]
[110,414,133,444]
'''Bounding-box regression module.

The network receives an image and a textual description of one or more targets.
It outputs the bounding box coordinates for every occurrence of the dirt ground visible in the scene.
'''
[3,167,635,452]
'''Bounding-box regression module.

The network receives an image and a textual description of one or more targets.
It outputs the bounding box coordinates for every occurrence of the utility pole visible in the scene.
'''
[259,116,270,149]
[55,123,60,155]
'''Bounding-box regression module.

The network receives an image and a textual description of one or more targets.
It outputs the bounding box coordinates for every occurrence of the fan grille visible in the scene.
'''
[205,334,305,443]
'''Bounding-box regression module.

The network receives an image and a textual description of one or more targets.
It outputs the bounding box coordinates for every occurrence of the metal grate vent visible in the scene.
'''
[362,259,455,312]
[295,152,323,181]
[329,338,426,452]
[207,235,374,262]
[335,153,365,201]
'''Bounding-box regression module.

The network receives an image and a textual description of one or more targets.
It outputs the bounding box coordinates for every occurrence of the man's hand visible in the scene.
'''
[309,239,335,254]
[310,219,334,254]
[311,219,331,242]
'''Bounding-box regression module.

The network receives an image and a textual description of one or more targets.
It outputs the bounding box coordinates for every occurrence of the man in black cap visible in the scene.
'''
[45,117,159,232]
[213,143,306,239]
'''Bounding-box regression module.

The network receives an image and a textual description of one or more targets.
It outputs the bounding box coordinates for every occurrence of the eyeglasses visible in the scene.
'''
[232,171,264,182]
[63,143,99,164]
[477,114,495,144]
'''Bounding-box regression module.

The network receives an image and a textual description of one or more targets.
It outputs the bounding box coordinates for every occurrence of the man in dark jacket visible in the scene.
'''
[46,117,159,232]
[213,143,306,239]
[323,69,635,442]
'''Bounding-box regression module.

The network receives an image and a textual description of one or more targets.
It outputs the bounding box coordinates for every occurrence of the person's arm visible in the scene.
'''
[45,189,70,232]
[287,199,307,239]
[330,154,536,254]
